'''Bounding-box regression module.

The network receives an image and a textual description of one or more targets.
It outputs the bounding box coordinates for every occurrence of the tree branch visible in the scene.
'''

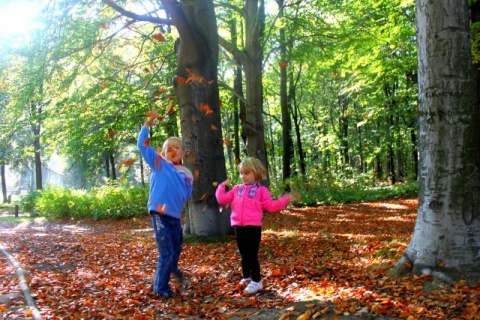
[103,0,172,25]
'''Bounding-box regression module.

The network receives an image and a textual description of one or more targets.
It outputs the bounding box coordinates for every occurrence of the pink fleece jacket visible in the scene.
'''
[215,183,290,227]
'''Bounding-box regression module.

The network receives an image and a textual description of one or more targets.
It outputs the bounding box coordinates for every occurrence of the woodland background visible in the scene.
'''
[1,0,422,203]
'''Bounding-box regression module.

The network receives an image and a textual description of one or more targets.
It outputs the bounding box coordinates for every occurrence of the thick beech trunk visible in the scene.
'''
[392,0,480,282]
[163,0,231,236]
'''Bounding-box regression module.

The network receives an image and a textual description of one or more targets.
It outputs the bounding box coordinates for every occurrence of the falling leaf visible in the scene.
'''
[101,81,108,88]
[185,68,207,86]
[199,103,210,112]
[159,86,167,92]
[152,33,165,42]
[198,193,206,201]
[223,138,232,146]
[193,170,200,180]
[279,62,288,68]
[167,104,176,115]
[108,130,115,138]
[210,124,218,131]
[212,181,218,187]
[117,158,136,171]
[177,76,186,84]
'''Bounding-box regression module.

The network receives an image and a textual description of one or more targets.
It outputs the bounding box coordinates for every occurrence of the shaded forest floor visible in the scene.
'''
[1,199,479,319]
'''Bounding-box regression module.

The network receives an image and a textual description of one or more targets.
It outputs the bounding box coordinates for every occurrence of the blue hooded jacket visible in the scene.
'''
[137,127,193,219]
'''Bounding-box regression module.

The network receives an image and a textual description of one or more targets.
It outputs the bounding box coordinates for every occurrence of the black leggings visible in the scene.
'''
[235,226,262,282]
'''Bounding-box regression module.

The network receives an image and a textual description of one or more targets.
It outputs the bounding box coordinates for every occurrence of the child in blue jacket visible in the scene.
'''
[137,110,193,298]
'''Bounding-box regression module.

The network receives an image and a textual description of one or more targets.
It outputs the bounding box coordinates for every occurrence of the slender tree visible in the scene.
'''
[219,0,268,167]
[276,0,294,187]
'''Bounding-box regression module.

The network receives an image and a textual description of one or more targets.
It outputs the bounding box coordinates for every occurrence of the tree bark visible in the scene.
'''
[162,0,231,235]
[392,0,480,282]
[242,0,267,165]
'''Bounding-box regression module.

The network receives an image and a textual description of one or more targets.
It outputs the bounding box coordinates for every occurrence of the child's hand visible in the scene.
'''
[288,192,301,202]
[145,110,159,126]
[221,180,231,187]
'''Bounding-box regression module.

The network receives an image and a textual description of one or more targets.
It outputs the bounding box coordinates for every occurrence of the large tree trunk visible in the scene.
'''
[392,0,480,282]
[163,0,231,236]
[106,0,231,235]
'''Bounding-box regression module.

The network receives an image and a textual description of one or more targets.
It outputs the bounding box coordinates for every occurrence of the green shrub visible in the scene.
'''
[35,188,92,219]
[18,179,417,220]
[20,189,42,214]
[20,185,149,220]
[91,185,148,220]
[285,177,418,206]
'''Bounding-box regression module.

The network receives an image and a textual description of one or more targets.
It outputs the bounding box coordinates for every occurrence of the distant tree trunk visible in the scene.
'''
[392,0,480,282]
[338,94,349,168]
[231,19,243,165]
[105,152,111,179]
[217,1,267,168]
[1,164,7,203]
[278,25,293,188]
[289,67,306,178]
[109,153,116,181]
[32,102,43,190]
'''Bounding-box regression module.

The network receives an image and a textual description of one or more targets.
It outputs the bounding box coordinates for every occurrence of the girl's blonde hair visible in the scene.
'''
[238,157,267,182]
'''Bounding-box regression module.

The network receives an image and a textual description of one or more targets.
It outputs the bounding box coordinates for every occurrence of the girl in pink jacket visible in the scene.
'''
[215,157,298,295]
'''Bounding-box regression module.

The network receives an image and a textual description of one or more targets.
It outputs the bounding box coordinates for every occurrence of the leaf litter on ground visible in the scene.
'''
[1,198,479,319]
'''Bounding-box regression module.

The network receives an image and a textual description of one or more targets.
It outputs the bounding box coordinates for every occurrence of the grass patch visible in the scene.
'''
[0,203,44,223]
[0,203,18,214]
[0,215,46,223]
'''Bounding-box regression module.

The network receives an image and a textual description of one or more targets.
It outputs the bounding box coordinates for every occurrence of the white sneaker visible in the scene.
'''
[239,277,251,286]
[244,281,263,294]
